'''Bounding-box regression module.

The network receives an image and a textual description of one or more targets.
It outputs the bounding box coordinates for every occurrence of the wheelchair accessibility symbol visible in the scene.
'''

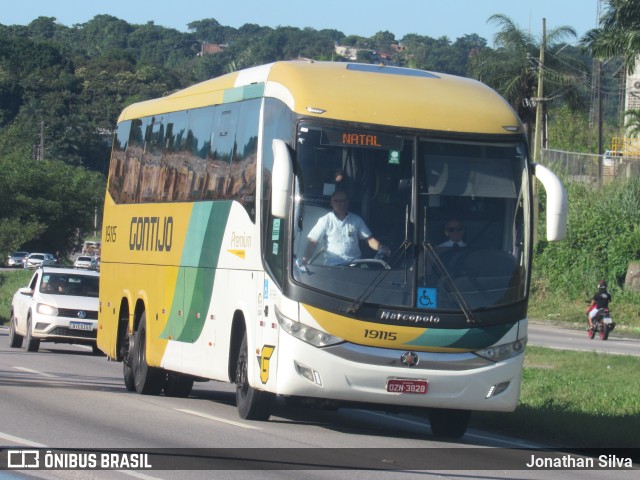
[417,288,437,308]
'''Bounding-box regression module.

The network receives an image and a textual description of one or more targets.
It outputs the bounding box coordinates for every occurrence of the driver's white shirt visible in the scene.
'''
[307,211,372,265]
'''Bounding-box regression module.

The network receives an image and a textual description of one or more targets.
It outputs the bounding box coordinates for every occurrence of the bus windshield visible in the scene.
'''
[291,122,530,311]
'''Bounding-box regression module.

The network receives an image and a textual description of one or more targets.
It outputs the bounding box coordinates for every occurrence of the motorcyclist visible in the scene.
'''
[586,280,612,331]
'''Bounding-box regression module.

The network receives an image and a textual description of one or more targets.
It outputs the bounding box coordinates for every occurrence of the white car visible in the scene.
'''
[8,267,100,353]
[603,150,619,167]
[74,255,97,270]
[24,252,57,269]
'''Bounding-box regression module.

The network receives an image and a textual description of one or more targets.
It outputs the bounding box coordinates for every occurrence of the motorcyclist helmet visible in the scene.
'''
[598,280,607,290]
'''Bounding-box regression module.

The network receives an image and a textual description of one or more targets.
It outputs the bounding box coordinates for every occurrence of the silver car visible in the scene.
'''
[24,253,57,269]
[7,251,29,268]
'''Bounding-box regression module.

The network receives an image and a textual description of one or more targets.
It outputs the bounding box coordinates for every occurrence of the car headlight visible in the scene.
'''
[275,306,343,347]
[475,337,527,362]
[36,303,58,316]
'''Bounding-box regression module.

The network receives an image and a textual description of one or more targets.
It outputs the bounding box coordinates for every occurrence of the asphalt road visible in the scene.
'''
[528,322,640,356]
[0,337,636,479]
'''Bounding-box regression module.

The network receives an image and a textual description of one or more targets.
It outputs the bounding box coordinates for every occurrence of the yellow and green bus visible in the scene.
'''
[98,61,566,438]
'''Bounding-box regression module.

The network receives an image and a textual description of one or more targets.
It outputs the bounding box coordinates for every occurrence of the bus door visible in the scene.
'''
[255,270,279,390]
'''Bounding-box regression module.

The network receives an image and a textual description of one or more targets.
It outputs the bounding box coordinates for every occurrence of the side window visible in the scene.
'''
[261,98,293,286]
[185,107,215,201]
[139,116,164,202]
[29,272,39,291]
[229,99,260,221]
[161,110,189,201]
[107,120,132,203]
[108,100,259,209]
[208,104,239,200]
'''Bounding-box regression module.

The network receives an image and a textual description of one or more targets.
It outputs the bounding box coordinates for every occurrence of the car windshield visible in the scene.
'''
[40,273,99,297]
[31,255,44,260]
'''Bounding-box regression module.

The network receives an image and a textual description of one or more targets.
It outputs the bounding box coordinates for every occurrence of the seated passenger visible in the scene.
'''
[438,219,467,249]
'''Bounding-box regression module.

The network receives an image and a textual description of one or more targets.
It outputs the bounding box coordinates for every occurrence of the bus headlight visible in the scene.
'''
[275,306,343,348]
[36,303,58,316]
[475,337,527,362]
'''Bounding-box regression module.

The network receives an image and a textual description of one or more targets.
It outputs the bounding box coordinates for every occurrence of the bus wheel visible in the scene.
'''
[235,333,274,420]
[122,333,136,391]
[132,313,165,395]
[8,313,23,348]
[164,373,194,397]
[428,408,470,439]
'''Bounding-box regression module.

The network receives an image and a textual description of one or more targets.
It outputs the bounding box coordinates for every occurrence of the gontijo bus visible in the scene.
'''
[98,60,567,438]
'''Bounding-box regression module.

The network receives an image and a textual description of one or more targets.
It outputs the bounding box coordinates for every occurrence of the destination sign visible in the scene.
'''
[321,128,403,149]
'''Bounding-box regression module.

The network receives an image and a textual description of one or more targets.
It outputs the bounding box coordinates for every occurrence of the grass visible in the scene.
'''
[0,270,638,448]
[529,292,640,338]
[0,269,32,321]
[471,347,640,448]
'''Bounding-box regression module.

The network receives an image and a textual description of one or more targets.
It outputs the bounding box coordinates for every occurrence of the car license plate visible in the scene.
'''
[386,378,428,394]
[69,322,93,331]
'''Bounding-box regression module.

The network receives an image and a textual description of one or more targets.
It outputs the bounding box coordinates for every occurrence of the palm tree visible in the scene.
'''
[624,109,640,137]
[582,0,640,73]
[468,15,581,138]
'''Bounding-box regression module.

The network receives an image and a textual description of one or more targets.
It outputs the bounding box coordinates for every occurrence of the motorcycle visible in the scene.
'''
[588,306,615,340]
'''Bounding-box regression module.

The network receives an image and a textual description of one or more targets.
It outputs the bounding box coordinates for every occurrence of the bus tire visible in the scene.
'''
[164,372,194,397]
[132,313,165,395]
[428,408,470,439]
[235,332,274,421]
[122,332,136,391]
[8,313,23,348]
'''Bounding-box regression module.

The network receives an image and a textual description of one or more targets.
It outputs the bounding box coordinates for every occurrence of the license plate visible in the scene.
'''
[386,378,428,394]
[603,317,613,324]
[69,322,93,331]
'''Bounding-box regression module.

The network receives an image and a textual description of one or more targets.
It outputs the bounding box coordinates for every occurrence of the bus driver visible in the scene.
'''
[301,190,390,266]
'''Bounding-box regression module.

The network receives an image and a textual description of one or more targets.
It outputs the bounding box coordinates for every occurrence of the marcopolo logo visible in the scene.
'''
[378,310,440,324]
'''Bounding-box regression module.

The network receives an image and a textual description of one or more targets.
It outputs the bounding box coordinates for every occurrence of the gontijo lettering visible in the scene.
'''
[129,216,173,251]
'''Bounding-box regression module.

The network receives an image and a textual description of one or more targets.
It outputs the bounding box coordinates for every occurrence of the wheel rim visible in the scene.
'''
[236,344,249,399]
[134,328,146,381]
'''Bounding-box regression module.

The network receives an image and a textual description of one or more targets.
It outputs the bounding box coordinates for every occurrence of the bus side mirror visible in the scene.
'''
[271,139,293,219]
[533,163,568,241]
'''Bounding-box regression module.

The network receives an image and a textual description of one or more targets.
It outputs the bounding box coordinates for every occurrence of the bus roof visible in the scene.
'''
[118,61,523,135]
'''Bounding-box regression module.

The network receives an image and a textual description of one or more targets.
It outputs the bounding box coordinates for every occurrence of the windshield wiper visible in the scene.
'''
[343,205,413,315]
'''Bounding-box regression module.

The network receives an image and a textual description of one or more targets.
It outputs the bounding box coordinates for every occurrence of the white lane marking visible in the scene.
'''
[176,408,262,430]
[13,367,58,378]
[362,410,542,448]
[0,431,47,447]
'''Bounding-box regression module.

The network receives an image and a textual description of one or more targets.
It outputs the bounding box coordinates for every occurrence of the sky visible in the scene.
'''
[1,0,603,44]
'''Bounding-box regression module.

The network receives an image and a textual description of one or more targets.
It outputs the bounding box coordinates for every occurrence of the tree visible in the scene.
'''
[581,0,640,73]
[625,109,640,137]
[468,14,582,138]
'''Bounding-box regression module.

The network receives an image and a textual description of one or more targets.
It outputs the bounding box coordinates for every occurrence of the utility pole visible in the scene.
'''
[532,18,546,165]
[39,120,45,161]
[597,60,604,186]
[531,19,546,246]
